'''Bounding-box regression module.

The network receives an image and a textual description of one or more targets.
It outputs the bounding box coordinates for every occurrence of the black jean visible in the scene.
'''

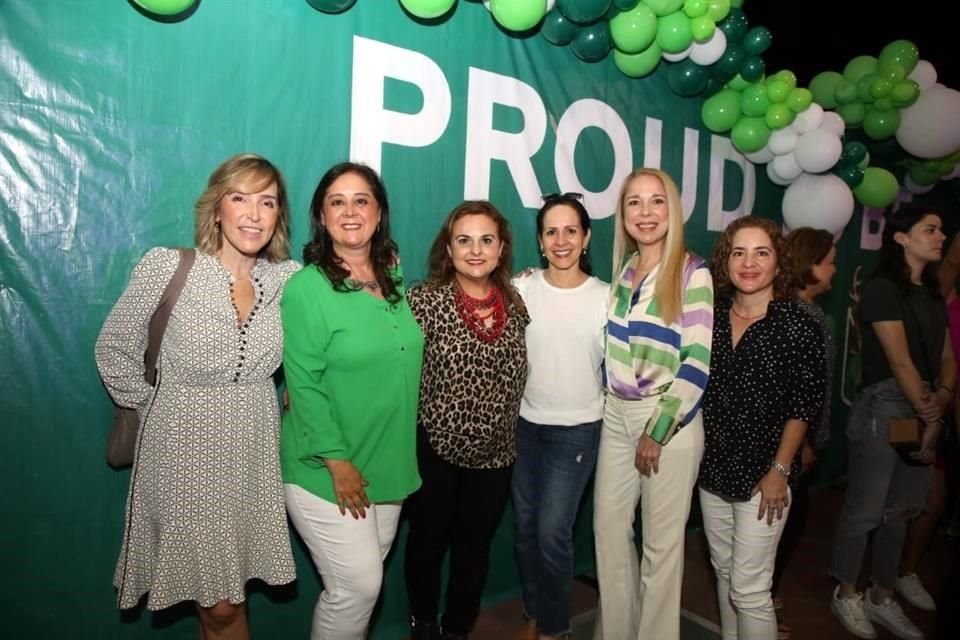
[404,427,513,634]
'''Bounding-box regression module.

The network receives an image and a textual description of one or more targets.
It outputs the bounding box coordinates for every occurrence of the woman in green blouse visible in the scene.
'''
[280,162,423,639]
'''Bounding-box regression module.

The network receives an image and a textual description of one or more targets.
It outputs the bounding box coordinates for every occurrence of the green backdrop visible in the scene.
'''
[0,1,937,638]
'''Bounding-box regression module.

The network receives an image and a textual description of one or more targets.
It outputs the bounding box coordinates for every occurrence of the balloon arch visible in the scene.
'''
[133,0,960,237]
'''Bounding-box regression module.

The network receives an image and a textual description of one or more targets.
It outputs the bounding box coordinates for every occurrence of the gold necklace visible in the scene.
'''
[731,305,766,321]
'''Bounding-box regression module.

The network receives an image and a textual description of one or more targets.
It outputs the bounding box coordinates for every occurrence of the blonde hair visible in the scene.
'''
[611,168,688,325]
[194,153,291,262]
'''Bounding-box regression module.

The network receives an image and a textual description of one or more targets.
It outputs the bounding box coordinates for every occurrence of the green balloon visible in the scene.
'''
[878,39,919,76]
[571,22,612,62]
[834,80,857,105]
[858,152,871,169]
[873,97,893,111]
[715,45,745,74]
[614,43,663,77]
[863,107,901,141]
[613,0,640,8]
[843,55,878,83]
[656,11,694,53]
[741,83,770,117]
[835,164,865,188]
[856,74,877,103]
[809,71,844,108]
[868,76,893,100]
[731,116,772,153]
[492,0,548,30]
[786,88,813,113]
[683,0,709,18]
[840,142,868,166]
[702,88,743,132]
[729,0,743,6]
[609,3,658,53]
[717,8,747,41]
[766,80,789,104]
[765,103,794,130]
[726,74,752,91]
[877,61,906,83]
[837,102,866,127]
[645,0,685,16]
[742,26,772,55]
[667,59,709,96]
[740,56,765,82]
[909,166,941,186]
[399,0,455,19]
[134,0,197,14]
[706,0,731,22]
[854,167,899,208]
[772,70,797,90]
[890,80,919,108]
[557,0,612,24]
[690,15,715,42]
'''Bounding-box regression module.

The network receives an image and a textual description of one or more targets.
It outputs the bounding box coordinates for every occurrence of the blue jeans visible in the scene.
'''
[511,416,601,637]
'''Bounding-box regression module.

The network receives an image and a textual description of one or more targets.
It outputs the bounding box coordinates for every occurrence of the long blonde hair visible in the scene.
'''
[611,168,688,325]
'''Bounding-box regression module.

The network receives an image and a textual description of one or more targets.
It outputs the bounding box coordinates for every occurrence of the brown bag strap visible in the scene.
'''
[144,248,196,386]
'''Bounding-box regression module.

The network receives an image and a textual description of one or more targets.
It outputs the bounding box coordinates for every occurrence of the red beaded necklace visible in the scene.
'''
[454,284,507,343]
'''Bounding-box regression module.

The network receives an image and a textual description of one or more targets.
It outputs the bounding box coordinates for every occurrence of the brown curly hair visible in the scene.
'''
[711,216,797,300]
[424,200,523,312]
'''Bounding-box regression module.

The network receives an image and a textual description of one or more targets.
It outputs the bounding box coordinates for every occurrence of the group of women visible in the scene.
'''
[95,152,950,640]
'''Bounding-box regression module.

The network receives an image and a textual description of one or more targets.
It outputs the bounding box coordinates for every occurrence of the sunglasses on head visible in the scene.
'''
[541,192,584,203]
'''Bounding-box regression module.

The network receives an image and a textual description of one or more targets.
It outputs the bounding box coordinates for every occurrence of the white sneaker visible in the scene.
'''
[863,588,924,640]
[896,573,936,611]
[830,587,877,639]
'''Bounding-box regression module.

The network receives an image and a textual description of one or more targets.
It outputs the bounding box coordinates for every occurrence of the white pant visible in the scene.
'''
[699,488,791,640]
[593,394,704,640]
[284,484,402,640]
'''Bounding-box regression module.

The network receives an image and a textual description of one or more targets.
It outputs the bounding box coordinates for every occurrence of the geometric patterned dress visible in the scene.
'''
[95,247,299,610]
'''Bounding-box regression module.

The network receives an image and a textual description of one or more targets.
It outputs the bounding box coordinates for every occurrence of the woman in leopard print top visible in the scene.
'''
[404,201,529,640]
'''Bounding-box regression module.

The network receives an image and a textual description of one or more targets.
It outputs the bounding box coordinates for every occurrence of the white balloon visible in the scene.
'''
[896,84,960,158]
[689,28,727,66]
[819,111,846,136]
[767,162,792,186]
[772,153,803,181]
[768,128,799,156]
[662,44,693,62]
[904,174,935,194]
[908,60,938,91]
[794,128,843,173]
[791,103,825,134]
[745,146,775,164]
[782,173,855,236]
[546,0,556,11]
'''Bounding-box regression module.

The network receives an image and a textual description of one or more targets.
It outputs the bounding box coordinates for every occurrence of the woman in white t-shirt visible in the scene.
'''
[511,193,609,640]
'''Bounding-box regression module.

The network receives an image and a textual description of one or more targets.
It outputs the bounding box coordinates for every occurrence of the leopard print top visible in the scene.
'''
[408,283,529,469]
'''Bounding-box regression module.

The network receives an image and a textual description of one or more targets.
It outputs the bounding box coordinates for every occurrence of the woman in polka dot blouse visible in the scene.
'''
[699,216,825,639]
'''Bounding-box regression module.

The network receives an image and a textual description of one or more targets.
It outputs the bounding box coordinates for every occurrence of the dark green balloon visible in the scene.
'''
[667,59,709,96]
[715,44,745,74]
[740,55,764,82]
[557,0,612,24]
[571,22,612,62]
[741,26,771,55]
[717,8,748,42]
[839,141,868,166]
[541,8,578,45]
[306,0,357,12]
[834,164,865,188]
[613,0,640,8]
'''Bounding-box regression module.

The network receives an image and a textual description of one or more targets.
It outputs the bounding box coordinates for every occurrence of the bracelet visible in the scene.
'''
[770,461,791,478]
[939,384,953,395]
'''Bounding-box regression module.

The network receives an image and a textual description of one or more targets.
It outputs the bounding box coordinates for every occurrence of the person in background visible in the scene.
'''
[593,168,714,640]
[700,216,825,640]
[404,201,528,640]
[96,153,299,639]
[280,162,423,640]
[510,193,608,640]
[830,206,953,640]
[772,227,838,639]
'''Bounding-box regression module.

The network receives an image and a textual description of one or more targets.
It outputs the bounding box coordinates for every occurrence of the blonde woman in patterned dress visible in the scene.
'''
[95,154,299,639]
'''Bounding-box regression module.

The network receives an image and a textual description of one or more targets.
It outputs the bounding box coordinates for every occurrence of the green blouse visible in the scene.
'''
[279,264,424,504]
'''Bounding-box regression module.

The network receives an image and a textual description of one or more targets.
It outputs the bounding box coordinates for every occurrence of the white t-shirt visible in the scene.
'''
[512,270,609,426]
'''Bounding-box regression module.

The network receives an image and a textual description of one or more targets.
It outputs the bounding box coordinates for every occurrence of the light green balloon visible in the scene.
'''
[701,88,743,132]
[858,152,871,169]
[730,0,743,6]
[731,116,772,153]
[610,3,658,54]
[489,0,546,31]
[655,11,694,53]
[834,80,857,105]
[837,102,866,128]
[786,88,813,113]
[843,55,878,83]
[683,0,708,18]
[878,39,919,76]
[727,74,753,91]
[854,167,899,208]
[771,70,797,90]
[766,80,790,104]
[134,0,196,14]
[690,15,715,42]
[706,0,731,22]
[741,83,770,117]
[765,103,795,130]
[869,77,893,100]
[809,71,843,108]
[863,107,901,141]
[890,80,919,107]
[399,0,456,19]
[877,61,906,83]
[613,43,663,77]
[645,0,685,17]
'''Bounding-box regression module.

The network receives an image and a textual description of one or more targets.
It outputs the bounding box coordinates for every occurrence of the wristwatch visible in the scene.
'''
[770,461,791,478]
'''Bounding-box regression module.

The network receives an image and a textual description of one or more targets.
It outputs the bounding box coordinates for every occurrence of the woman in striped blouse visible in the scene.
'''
[593,168,714,640]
